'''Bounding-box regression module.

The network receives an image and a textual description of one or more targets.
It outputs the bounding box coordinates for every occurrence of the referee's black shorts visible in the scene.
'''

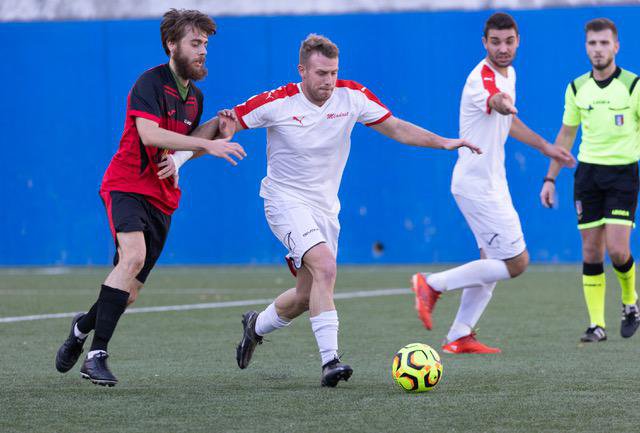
[100,191,171,283]
[574,161,639,230]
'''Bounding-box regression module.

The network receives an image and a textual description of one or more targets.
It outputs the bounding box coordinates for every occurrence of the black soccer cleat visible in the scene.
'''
[55,313,87,373]
[320,358,353,387]
[80,352,118,387]
[580,325,607,343]
[621,303,640,338]
[236,310,263,369]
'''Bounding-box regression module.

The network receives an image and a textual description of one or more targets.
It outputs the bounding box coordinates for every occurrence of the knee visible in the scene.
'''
[508,251,529,278]
[609,247,630,266]
[119,252,145,276]
[308,260,337,286]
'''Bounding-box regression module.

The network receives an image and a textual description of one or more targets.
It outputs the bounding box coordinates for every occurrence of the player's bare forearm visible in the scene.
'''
[371,116,481,153]
[509,116,547,151]
[546,124,578,178]
[136,117,211,151]
[191,117,221,140]
[371,116,446,149]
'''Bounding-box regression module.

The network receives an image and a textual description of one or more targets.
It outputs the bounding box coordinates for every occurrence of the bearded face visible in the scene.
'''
[173,41,207,81]
[170,26,209,82]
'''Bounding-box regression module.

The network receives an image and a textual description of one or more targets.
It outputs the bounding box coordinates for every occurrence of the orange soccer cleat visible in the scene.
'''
[411,273,440,330]
[441,333,501,354]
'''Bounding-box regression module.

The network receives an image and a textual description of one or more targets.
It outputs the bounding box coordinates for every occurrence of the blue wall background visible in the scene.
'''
[2,6,640,265]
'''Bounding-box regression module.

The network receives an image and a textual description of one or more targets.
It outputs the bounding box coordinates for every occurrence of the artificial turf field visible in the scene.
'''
[1,265,639,433]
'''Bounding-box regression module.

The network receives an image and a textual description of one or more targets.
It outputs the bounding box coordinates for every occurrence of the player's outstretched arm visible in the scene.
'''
[157,110,249,182]
[540,124,579,208]
[510,116,576,167]
[136,117,246,165]
[370,116,482,153]
[488,92,518,115]
[158,116,226,182]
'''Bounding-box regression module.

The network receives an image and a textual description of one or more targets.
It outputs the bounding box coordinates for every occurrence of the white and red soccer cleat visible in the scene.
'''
[411,273,440,330]
[441,333,501,354]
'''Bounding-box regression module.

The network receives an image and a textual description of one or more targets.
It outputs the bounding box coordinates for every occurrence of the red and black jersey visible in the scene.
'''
[100,64,204,215]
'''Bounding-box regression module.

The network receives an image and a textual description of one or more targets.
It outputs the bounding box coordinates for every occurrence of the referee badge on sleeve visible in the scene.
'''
[614,114,624,126]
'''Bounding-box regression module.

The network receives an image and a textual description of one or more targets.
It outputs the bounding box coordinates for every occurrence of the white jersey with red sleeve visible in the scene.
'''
[451,59,516,199]
[234,80,391,215]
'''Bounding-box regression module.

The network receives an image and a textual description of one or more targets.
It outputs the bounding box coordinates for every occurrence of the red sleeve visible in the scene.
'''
[481,64,501,114]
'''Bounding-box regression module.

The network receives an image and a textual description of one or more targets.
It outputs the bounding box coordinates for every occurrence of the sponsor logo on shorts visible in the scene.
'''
[611,209,630,217]
[575,200,583,220]
[615,114,624,126]
[302,228,319,237]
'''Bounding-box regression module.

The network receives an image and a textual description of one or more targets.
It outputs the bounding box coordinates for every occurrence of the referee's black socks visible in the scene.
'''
[90,285,129,352]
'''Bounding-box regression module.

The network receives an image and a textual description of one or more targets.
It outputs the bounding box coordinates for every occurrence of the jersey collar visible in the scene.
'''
[591,66,621,89]
[297,82,334,111]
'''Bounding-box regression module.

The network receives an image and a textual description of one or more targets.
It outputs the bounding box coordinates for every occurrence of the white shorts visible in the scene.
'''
[454,194,526,260]
[264,199,340,269]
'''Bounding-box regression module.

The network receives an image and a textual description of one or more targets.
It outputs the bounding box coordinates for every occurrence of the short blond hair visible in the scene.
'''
[299,33,339,64]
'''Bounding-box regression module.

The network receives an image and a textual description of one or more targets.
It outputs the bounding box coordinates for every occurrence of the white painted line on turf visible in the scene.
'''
[0,288,411,324]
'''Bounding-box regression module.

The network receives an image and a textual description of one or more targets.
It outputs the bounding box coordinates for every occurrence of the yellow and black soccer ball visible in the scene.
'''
[392,342,443,392]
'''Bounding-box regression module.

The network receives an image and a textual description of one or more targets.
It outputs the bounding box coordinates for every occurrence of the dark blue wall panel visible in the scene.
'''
[2,6,640,265]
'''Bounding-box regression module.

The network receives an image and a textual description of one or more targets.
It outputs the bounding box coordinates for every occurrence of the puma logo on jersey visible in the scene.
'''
[293,116,305,125]
[167,109,176,116]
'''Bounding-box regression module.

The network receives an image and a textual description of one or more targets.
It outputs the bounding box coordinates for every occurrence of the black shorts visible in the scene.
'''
[101,191,171,283]
[573,161,639,229]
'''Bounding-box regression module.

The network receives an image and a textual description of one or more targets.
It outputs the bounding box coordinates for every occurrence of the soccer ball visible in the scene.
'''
[392,342,443,392]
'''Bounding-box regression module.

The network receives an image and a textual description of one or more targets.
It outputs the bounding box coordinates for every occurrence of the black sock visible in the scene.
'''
[583,262,604,276]
[76,302,98,334]
[90,285,129,352]
[613,256,634,274]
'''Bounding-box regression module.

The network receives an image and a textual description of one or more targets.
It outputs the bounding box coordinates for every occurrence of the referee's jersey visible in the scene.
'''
[563,67,640,165]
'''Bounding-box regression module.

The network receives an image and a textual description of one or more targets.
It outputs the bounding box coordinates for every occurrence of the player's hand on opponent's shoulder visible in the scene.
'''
[441,138,482,154]
[489,92,518,116]
[542,143,576,168]
[540,180,556,208]
[203,137,247,166]
[157,155,179,187]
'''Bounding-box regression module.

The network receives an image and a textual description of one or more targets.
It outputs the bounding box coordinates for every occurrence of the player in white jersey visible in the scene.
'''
[412,13,575,353]
[168,33,480,387]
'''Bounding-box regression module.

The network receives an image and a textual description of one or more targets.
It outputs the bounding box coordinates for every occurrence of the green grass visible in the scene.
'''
[1,265,639,432]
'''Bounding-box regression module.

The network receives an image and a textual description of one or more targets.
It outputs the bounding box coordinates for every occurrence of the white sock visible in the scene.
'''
[426,259,510,292]
[255,302,291,336]
[86,350,106,360]
[446,282,496,342]
[310,310,339,366]
[73,323,88,339]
